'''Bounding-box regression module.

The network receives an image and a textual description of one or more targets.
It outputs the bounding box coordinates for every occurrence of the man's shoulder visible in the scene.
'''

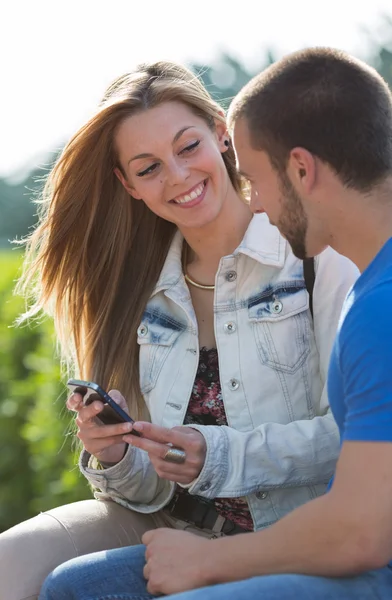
[339,275,392,354]
[352,275,392,314]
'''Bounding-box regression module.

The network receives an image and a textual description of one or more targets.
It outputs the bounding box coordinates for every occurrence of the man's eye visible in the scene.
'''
[137,163,159,177]
[180,140,200,154]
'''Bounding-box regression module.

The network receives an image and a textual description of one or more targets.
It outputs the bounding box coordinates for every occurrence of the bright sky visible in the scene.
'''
[2,0,392,178]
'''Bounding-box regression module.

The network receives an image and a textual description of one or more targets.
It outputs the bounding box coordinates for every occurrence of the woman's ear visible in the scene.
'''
[114,167,142,199]
[214,117,230,153]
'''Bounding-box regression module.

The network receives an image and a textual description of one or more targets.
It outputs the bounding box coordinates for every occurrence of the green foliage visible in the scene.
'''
[0,168,43,249]
[0,251,90,532]
[0,152,58,249]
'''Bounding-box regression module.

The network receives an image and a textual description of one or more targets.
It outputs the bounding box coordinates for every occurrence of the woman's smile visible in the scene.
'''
[170,179,208,208]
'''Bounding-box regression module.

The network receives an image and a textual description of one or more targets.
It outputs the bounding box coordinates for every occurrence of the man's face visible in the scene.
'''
[232,118,309,259]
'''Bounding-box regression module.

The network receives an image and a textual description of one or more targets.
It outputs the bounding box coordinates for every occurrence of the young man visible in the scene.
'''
[40,48,392,600]
[139,47,392,599]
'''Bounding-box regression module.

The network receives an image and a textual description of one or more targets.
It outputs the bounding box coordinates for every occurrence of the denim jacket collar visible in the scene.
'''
[234,213,286,266]
[151,213,287,297]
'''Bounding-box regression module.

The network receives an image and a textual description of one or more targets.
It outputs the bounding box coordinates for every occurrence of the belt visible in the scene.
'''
[166,492,250,536]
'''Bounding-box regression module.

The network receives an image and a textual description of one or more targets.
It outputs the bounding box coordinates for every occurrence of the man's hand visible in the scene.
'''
[124,423,206,485]
[142,528,213,595]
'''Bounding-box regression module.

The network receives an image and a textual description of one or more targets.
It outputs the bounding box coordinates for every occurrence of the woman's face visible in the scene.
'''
[114,101,230,230]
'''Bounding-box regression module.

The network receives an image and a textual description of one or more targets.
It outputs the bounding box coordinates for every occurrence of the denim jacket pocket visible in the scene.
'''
[137,310,185,394]
[248,283,310,374]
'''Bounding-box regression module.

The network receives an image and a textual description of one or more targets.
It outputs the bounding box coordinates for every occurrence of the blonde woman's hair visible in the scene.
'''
[17,61,244,417]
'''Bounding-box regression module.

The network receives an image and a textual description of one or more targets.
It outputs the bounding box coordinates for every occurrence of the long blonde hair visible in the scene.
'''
[17,61,244,417]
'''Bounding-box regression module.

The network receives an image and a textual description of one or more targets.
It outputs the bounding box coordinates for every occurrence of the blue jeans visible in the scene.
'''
[39,544,392,600]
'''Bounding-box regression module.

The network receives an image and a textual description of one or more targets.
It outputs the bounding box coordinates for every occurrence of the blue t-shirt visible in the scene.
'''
[328,238,392,445]
[328,238,392,567]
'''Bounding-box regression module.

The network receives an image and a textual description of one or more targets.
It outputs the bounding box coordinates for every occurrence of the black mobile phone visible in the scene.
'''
[67,378,140,435]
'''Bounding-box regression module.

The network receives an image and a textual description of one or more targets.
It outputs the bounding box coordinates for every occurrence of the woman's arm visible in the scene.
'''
[71,390,175,511]
[79,444,175,511]
[181,248,360,498]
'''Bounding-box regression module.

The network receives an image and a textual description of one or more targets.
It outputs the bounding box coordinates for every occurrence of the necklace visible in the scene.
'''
[184,272,215,291]
[183,242,215,291]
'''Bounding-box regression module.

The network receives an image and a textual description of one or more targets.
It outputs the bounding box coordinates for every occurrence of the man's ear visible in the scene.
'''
[114,167,142,199]
[287,147,317,193]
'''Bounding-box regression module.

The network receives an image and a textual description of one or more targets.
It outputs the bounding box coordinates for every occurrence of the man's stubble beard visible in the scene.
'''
[277,172,308,260]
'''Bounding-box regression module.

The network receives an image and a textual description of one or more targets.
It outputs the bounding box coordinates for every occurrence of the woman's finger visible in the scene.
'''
[107,389,130,413]
[77,418,133,438]
[131,422,175,444]
[134,423,204,456]
[123,433,173,458]
[77,434,126,456]
[76,400,107,424]
[66,392,84,412]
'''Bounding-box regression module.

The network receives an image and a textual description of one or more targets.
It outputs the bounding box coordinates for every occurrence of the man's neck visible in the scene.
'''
[326,183,392,272]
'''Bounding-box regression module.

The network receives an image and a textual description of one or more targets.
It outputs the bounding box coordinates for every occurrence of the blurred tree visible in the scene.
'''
[0,252,90,532]
[361,13,392,87]
[0,157,56,249]
[0,173,39,248]
[191,50,276,109]
[374,44,392,87]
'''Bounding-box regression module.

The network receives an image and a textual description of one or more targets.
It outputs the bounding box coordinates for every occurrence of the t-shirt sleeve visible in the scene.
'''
[339,283,392,442]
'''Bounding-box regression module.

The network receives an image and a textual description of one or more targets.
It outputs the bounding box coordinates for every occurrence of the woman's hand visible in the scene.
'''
[67,389,133,465]
[123,422,207,485]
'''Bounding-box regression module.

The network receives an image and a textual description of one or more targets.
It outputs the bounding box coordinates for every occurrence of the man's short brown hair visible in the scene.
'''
[229,47,392,191]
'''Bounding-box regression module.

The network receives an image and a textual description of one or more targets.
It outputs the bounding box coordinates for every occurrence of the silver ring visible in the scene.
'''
[163,447,186,464]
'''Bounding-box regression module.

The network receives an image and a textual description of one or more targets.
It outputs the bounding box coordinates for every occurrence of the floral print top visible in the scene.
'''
[179,346,253,532]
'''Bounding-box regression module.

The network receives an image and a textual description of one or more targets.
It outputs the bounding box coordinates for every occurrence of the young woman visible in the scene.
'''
[0,61,358,600]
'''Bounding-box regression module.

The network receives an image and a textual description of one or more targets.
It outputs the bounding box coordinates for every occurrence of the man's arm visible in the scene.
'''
[207,440,392,583]
[143,441,392,595]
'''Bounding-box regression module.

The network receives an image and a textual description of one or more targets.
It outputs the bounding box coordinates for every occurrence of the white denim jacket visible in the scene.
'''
[80,214,359,530]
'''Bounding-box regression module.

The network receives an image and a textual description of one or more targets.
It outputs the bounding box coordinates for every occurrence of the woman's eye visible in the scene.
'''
[137,163,159,177]
[180,140,200,155]
[136,142,200,176]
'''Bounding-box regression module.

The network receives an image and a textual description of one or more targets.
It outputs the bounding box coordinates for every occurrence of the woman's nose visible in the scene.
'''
[166,159,190,186]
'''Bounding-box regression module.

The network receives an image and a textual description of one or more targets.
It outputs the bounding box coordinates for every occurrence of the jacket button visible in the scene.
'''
[256,491,268,500]
[229,378,240,391]
[200,482,211,491]
[224,322,236,333]
[226,271,237,282]
[272,300,283,314]
[137,324,148,337]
